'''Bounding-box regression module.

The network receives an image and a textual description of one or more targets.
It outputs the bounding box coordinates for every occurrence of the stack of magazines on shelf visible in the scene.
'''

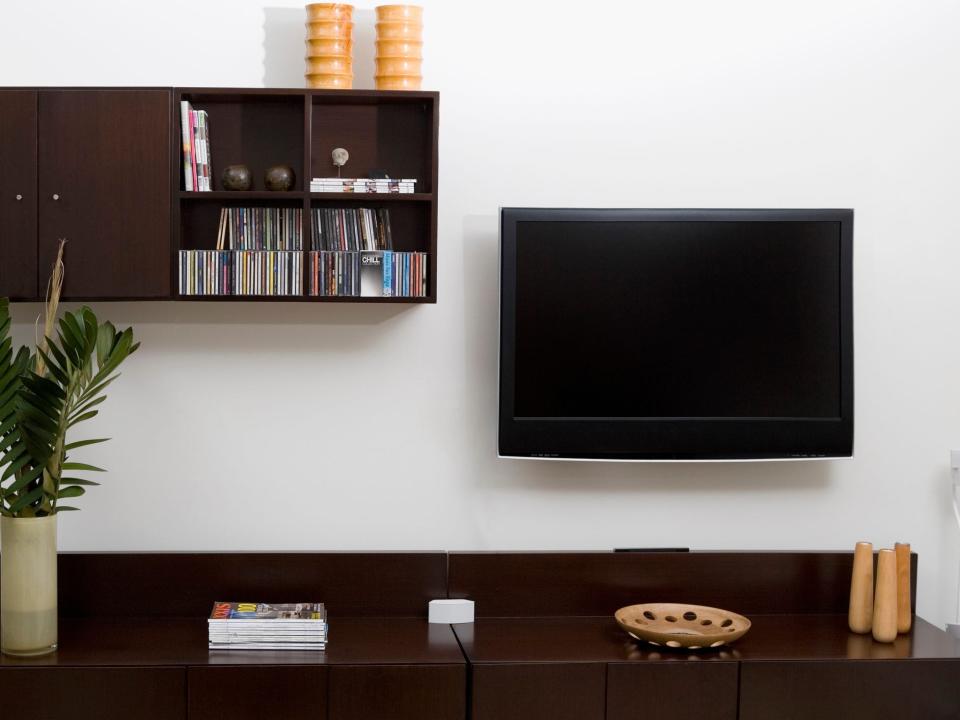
[307,207,428,297]
[208,602,327,651]
[178,207,303,297]
[310,177,417,194]
[180,100,212,191]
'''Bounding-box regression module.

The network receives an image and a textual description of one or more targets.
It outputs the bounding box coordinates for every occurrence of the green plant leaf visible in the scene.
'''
[5,463,44,493]
[8,485,44,514]
[67,410,99,428]
[63,438,110,451]
[61,462,106,472]
[57,485,86,499]
[59,477,100,486]
[54,506,79,512]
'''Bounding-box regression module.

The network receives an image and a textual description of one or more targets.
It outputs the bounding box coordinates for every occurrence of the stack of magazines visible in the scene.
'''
[208,602,327,650]
[310,177,417,193]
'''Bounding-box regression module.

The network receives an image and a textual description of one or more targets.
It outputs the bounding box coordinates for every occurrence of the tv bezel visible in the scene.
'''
[498,208,854,461]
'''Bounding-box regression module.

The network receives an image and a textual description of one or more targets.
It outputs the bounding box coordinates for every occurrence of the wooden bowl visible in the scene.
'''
[375,57,421,76]
[375,39,422,58]
[375,21,422,40]
[375,5,423,22]
[306,38,353,56]
[306,73,354,89]
[306,3,354,22]
[615,603,751,650]
[306,20,354,39]
[375,75,422,90]
[306,56,353,74]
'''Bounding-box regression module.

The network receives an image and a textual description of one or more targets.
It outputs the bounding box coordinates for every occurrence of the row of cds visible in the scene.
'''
[311,207,393,252]
[217,207,303,251]
[179,250,303,296]
[308,250,428,298]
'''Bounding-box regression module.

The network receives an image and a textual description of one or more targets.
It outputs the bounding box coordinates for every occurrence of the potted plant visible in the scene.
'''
[0,243,138,655]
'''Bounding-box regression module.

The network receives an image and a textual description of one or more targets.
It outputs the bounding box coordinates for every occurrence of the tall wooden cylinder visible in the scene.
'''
[895,542,912,634]
[872,549,898,643]
[848,541,874,634]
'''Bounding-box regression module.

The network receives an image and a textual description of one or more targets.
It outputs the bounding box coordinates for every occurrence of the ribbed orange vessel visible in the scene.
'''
[375,5,422,90]
[305,4,354,89]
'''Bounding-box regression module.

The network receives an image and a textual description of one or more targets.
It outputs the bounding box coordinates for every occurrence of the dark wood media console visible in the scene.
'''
[0,551,957,720]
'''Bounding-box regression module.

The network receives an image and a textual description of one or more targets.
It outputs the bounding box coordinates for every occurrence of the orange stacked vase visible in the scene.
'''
[375,5,422,90]
[305,4,354,89]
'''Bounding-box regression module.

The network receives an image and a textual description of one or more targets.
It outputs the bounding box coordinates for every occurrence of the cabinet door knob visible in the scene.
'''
[15,194,22,201]
[52,193,60,201]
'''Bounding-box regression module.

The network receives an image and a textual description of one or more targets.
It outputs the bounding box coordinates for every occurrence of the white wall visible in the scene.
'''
[2,0,959,628]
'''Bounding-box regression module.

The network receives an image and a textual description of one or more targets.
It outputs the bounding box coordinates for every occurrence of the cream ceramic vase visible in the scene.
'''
[1,515,57,656]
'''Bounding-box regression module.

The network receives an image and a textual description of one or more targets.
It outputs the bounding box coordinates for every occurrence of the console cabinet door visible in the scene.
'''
[470,663,605,720]
[739,660,960,720]
[606,662,738,720]
[188,666,327,720]
[328,665,465,720]
[0,667,185,719]
[38,89,171,299]
[0,90,38,299]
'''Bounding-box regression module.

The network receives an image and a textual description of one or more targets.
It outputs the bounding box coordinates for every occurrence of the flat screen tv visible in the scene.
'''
[499,208,853,461]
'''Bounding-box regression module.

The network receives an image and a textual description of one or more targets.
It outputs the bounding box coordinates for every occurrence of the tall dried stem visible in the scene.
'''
[35,239,66,376]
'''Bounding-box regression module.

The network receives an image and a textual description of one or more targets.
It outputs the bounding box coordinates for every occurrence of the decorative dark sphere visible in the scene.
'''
[221,164,252,191]
[264,165,296,192]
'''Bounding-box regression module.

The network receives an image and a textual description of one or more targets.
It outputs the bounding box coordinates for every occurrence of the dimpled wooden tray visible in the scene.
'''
[615,603,751,649]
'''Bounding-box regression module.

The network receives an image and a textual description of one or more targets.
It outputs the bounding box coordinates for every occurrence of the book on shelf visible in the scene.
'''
[310,178,417,194]
[309,250,428,298]
[180,101,212,191]
[208,602,327,651]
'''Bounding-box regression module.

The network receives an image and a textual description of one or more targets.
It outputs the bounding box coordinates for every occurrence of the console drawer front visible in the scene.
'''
[471,663,605,720]
[188,666,327,720]
[328,665,464,720]
[0,667,185,720]
[740,660,960,720]
[607,662,738,720]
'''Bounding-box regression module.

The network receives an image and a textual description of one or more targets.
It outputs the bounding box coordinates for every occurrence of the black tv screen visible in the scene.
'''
[499,208,854,460]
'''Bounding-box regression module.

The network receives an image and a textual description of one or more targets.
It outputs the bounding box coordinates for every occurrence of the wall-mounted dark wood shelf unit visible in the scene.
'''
[175,87,438,304]
[0,87,438,304]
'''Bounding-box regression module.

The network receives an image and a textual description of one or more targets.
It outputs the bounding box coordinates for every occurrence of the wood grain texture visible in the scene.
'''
[453,615,960,665]
[448,551,919,617]
[188,666,327,720]
[872,549,898,642]
[848,541,874,633]
[56,553,447,618]
[739,660,960,720]
[38,89,171,298]
[328,665,464,720]
[0,618,465,668]
[896,542,913,633]
[607,662,738,720]
[0,90,38,299]
[471,663,605,720]
[0,667,185,720]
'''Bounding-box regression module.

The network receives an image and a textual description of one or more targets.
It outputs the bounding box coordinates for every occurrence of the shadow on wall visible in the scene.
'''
[460,212,836,495]
[263,6,377,90]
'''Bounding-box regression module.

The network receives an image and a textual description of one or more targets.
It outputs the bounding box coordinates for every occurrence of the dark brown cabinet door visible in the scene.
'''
[0,90,38,299]
[188,666,327,720]
[471,664,605,720]
[38,90,171,299]
[607,662,738,720]
[328,665,465,720]
[0,667,185,719]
